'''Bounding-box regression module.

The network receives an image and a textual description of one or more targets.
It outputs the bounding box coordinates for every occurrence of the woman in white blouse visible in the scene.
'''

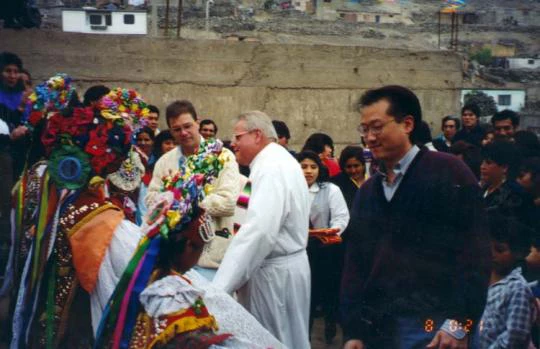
[297,150,349,345]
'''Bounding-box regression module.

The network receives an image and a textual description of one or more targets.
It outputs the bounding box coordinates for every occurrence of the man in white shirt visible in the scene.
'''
[213,111,311,349]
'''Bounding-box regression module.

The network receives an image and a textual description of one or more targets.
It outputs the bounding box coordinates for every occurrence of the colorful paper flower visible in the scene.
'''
[22,73,76,126]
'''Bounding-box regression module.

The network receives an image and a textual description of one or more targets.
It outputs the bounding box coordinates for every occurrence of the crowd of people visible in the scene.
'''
[1,50,540,349]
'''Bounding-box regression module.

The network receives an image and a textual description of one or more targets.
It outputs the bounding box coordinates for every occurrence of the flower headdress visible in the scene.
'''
[98,88,149,134]
[23,73,76,126]
[32,77,151,190]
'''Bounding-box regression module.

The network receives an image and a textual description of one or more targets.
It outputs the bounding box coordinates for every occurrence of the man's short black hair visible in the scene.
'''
[358,85,422,143]
[0,52,23,71]
[491,109,519,127]
[199,119,218,133]
[489,214,532,260]
[148,105,160,115]
[272,120,290,140]
[482,140,518,168]
[442,115,461,130]
[461,104,481,118]
[302,133,335,155]
[83,85,110,106]
[166,100,197,127]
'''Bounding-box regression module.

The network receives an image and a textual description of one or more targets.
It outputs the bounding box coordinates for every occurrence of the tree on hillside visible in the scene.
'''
[464,91,498,117]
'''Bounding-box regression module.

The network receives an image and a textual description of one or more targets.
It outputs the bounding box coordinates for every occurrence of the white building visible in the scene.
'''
[62,9,147,35]
[461,89,526,113]
[507,58,540,70]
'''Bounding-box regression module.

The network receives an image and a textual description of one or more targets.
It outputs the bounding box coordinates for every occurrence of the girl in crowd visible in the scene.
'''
[152,129,176,160]
[135,126,156,164]
[135,126,156,223]
[297,150,349,344]
[331,145,366,210]
[302,133,341,177]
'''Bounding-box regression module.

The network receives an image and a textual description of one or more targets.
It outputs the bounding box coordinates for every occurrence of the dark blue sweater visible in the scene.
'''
[341,148,490,344]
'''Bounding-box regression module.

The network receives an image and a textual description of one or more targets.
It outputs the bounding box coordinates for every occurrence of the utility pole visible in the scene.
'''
[205,0,214,32]
[177,0,182,37]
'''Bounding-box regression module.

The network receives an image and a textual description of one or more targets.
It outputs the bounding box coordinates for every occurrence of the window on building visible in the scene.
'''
[498,94,512,106]
[324,0,331,3]
[375,15,380,23]
[529,59,535,65]
[89,14,102,25]
[124,14,135,24]
[105,14,112,26]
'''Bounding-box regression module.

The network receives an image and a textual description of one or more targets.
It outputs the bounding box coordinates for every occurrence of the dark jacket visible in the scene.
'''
[340,148,490,345]
[483,180,536,230]
[432,137,452,153]
[453,124,486,147]
[330,172,359,210]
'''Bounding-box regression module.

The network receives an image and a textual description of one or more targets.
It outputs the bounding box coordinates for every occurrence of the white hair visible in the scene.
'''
[236,110,278,139]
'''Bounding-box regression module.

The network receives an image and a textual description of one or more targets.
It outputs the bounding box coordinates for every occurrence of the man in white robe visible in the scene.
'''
[213,111,311,349]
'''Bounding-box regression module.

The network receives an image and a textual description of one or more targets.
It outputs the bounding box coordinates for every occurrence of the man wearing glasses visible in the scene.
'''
[341,86,490,349]
[214,111,311,349]
[146,99,240,280]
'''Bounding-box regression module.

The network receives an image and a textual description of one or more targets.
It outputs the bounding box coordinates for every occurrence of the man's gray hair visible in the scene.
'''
[236,111,278,139]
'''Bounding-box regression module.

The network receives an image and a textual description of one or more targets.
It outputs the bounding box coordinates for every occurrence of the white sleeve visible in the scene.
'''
[200,151,240,218]
[328,183,350,235]
[213,168,286,293]
[90,220,143,335]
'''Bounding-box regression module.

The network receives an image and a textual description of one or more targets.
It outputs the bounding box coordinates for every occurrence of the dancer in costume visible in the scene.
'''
[95,139,284,349]
[5,78,150,348]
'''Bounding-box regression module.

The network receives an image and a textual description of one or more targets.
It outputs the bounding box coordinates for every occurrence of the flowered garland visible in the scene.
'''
[23,73,76,126]
[156,138,231,238]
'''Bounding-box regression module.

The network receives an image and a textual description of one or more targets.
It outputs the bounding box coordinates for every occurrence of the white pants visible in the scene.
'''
[237,250,311,349]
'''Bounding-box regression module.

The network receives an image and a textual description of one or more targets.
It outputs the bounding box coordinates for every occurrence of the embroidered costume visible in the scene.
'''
[4,79,150,348]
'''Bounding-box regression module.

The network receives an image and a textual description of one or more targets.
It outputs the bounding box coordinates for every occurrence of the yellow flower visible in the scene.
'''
[101,110,121,120]
[218,151,232,164]
[204,183,214,196]
[167,210,181,229]
[29,93,37,102]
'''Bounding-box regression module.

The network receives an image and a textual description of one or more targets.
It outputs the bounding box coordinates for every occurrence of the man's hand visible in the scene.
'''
[426,330,467,349]
[343,339,365,349]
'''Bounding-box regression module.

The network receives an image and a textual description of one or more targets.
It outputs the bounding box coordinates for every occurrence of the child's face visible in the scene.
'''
[491,241,516,273]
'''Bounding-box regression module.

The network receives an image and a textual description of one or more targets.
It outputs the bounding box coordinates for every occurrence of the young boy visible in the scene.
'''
[479,215,536,348]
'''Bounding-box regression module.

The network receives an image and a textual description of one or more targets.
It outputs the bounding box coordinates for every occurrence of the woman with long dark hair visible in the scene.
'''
[296,150,349,344]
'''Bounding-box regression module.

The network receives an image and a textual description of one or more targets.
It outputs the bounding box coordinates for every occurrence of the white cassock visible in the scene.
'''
[213,142,311,349]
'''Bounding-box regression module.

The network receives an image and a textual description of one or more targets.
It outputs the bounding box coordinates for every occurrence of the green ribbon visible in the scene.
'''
[30,171,50,292]
[45,256,56,349]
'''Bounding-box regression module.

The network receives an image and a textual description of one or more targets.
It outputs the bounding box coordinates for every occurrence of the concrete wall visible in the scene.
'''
[1,30,463,150]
